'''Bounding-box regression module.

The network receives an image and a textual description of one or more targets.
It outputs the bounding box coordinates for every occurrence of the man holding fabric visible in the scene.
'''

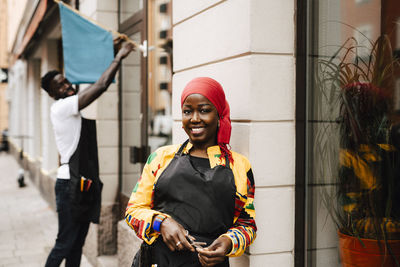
[41,38,134,267]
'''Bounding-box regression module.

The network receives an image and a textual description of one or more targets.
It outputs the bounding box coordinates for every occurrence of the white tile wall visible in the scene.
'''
[122,92,141,120]
[230,254,249,267]
[94,10,118,30]
[173,0,251,71]
[249,252,294,267]
[79,0,97,19]
[249,122,295,187]
[96,0,118,12]
[100,174,119,203]
[248,55,294,121]
[172,55,294,121]
[249,187,295,254]
[250,0,295,54]
[96,120,118,147]
[122,119,141,147]
[98,147,119,174]
[97,91,118,120]
[172,0,223,24]
[122,65,141,92]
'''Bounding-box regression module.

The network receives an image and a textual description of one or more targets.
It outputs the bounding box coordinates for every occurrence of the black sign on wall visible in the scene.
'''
[0,68,8,83]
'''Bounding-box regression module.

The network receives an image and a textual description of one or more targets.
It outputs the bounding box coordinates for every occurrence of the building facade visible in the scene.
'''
[7,0,400,266]
[0,0,9,133]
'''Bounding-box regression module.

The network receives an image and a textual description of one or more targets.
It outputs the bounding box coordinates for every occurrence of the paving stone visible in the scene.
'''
[0,153,93,266]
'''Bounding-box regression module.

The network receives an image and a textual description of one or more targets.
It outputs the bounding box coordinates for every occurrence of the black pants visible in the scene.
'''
[45,179,90,267]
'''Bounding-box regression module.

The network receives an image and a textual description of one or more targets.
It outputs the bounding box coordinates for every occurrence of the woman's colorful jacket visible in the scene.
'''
[125,142,257,257]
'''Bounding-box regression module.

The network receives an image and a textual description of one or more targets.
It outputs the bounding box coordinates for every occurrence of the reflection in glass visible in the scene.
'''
[306,1,400,266]
[147,0,172,153]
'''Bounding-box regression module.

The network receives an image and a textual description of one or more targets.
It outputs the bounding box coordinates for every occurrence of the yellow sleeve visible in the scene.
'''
[124,151,170,245]
[222,164,257,257]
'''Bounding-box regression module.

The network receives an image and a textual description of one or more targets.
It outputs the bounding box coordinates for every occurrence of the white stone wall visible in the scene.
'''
[172,1,296,266]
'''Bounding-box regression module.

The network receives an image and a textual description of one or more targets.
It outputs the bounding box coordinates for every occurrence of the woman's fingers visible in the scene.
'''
[179,232,195,252]
[160,218,194,251]
[196,237,231,266]
[197,249,224,266]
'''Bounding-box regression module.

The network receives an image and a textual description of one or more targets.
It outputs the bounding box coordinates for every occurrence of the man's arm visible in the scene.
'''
[78,40,135,110]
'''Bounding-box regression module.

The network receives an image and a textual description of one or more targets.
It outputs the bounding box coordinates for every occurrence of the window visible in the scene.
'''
[300,0,400,266]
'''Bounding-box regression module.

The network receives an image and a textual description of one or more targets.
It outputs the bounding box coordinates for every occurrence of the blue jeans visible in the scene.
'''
[45,179,90,267]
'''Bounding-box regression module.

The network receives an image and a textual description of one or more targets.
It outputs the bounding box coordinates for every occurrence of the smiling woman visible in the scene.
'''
[125,77,257,267]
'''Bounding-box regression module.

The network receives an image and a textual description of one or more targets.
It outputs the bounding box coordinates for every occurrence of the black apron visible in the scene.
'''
[150,140,236,266]
[68,117,103,223]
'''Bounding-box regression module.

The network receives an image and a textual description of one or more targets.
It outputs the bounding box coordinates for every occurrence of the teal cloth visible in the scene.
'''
[59,3,114,84]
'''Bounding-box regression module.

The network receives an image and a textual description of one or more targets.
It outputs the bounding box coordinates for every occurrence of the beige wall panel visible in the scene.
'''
[249,252,294,267]
[96,120,119,147]
[173,0,250,71]
[249,122,295,187]
[98,146,119,174]
[249,187,294,254]
[250,0,295,54]
[172,0,223,24]
[100,174,119,204]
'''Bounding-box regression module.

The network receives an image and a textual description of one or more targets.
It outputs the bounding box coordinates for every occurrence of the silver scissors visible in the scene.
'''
[185,230,207,249]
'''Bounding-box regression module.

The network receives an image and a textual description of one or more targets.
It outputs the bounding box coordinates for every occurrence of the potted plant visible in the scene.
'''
[315,34,400,266]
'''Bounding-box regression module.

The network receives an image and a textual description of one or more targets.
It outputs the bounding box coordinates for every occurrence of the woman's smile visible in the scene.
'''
[190,126,205,135]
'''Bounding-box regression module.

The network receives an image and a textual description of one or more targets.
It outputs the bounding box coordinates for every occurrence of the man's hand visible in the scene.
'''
[113,34,135,61]
[113,34,128,55]
[197,236,232,267]
[160,218,194,252]
[115,41,135,61]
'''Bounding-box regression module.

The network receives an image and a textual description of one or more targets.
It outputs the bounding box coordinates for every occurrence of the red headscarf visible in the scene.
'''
[181,77,233,163]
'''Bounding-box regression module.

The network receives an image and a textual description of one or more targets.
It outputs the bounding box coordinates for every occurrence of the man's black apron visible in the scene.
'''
[68,118,103,223]
[150,140,236,266]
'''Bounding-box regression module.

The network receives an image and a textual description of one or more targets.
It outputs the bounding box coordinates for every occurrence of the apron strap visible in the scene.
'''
[177,139,190,156]
[225,154,230,169]
[177,139,231,169]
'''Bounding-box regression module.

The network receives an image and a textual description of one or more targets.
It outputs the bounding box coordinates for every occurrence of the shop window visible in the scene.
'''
[303,0,400,266]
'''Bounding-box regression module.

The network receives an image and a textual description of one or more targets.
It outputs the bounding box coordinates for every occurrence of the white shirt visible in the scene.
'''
[50,95,81,179]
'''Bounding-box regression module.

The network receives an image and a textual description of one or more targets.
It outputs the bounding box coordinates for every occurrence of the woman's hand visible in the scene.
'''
[160,217,194,252]
[197,236,232,267]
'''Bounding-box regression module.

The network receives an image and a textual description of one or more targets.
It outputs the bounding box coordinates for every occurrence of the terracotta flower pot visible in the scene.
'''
[338,230,400,266]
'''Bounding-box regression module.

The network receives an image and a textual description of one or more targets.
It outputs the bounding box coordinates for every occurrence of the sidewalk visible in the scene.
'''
[0,152,92,267]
